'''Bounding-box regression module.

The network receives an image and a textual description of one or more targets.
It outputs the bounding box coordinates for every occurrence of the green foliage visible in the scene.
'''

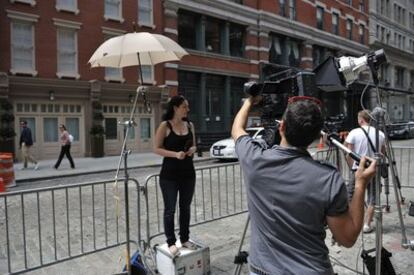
[1,113,15,123]
[0,100,13,111]
[89,124,105,136]
[0,127,16,140]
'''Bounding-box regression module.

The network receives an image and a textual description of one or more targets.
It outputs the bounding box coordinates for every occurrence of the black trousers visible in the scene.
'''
[54,144,75,169]
[159,177,195,247]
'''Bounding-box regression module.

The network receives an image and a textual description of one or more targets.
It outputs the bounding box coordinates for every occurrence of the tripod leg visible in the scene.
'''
[233,215,250,275]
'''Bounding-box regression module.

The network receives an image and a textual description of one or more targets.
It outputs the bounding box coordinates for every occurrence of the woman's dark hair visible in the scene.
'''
[162,95,186,121]
[283,100,324,148]
[59,124,67,131]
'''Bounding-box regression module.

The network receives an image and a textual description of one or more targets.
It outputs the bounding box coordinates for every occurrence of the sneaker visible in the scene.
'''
[182,241,197,250]
[168,245,180,257]
[34,163,39,170]
[363,224,374,233]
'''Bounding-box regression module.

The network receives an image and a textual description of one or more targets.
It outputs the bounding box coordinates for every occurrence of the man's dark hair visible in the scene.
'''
[283,100,324,148]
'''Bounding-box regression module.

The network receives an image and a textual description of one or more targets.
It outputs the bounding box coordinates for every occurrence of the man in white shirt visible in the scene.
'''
[344,110,385,233]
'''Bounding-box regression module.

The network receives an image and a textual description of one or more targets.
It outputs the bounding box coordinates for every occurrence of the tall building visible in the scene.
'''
[369,0,414,122]
[0,0,371,160]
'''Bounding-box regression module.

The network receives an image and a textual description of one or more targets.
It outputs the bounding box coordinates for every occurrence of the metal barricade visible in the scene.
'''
[0,178,141,274]
[312,146,414,188]
[142,161,248,247]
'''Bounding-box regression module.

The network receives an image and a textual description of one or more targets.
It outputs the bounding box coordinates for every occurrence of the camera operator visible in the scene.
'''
[344,110,386,234]
[232,96,376,275]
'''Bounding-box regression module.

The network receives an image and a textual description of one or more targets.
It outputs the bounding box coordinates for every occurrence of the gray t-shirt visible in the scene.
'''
[235,135,348,275]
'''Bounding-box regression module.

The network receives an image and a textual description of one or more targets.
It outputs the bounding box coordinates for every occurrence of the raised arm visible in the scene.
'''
[232,96,261,141]
[326,157,376,247]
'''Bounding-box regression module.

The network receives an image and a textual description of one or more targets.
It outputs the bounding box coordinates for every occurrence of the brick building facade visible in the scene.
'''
[0,0,392,160]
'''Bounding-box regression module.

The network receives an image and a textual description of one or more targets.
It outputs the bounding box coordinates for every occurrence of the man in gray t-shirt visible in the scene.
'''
[232,96,376,275]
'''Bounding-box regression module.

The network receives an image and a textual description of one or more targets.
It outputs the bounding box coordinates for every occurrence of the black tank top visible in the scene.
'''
[160,121,195,180]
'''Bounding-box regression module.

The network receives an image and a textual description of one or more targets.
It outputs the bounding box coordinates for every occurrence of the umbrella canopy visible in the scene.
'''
[88,32,188,68]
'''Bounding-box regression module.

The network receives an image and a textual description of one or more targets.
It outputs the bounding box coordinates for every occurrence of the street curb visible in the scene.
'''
[14,158,213,184]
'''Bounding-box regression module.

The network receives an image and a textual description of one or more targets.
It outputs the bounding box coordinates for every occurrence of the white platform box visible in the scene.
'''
[155,240,210,275]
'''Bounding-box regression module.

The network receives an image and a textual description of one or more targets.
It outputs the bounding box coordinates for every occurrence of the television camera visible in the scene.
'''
[244,49,387,146]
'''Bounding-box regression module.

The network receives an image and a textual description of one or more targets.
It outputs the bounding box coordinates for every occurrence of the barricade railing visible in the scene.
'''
[313,146,414,188]
[142,161,248,248]
[0,178,141,274]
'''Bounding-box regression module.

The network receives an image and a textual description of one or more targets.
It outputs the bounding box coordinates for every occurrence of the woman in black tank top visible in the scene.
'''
[154,95,197,257]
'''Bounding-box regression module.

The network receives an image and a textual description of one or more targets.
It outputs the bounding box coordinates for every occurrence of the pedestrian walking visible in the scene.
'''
[19,120,39,170]
[153,95,198,257]
[54,124,75,169]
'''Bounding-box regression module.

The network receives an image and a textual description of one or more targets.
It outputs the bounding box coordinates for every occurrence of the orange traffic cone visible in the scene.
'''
[0,177,5,193]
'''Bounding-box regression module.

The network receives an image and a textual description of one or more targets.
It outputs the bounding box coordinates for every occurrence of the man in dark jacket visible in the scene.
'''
[19,120,39,170]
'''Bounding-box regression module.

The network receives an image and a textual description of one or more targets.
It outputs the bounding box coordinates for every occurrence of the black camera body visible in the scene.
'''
[244,69,321,146]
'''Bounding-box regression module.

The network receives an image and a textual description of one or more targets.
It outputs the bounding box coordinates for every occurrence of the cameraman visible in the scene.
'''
[232,96,376,275]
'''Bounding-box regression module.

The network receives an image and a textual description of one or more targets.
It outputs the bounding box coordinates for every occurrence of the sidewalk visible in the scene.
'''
[13,152,211,183]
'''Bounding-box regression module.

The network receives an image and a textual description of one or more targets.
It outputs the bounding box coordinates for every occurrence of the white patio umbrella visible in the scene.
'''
[88,31,188,82]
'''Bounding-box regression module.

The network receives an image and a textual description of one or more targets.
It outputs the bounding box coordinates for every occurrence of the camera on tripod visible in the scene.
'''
[243,49,387,147]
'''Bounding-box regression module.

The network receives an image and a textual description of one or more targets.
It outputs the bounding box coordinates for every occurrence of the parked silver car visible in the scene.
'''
[209,127,265,160]
[387,122,414,139]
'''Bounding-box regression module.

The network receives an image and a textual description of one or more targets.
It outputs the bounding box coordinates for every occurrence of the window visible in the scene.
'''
[279,0,286,17]
[44,118,58,142]
[104,0,122,21]
[313,45,327,68]
[140,118,151,140]
[230,77,246,115]
[56,0,78,13]
[11,21,35,75]
[269,35,282,64]
[316,7,324,30]
[65,117,79,142]
[57,28,78,78]
[359,0,365,12]
[289,0,296,20]
[178,11,197,49]
[359,24,365,44]
[105,118,118,139]
[205,17,222,53]
[394,67,405,88]
[346,19,353,40]
[332,13,339,35]
[139,65,154,84]
[229,23,244,57]
[138,0,153,26]
[178,71,201,127]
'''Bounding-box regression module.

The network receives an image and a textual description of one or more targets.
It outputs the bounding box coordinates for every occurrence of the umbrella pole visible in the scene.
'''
[137,53,151,113]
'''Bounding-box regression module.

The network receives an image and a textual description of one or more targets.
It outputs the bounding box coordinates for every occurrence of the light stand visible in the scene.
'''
[354,59,414,274]
[113,85,148,275]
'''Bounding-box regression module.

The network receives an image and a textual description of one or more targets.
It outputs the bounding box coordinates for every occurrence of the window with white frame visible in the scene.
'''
[105,0,122,21]
[11,20,35,75]
[104,35,123,81]
[56,0,78,13]
[139,65,154,84]
[138,0,153,26]
[57,28,78,78]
